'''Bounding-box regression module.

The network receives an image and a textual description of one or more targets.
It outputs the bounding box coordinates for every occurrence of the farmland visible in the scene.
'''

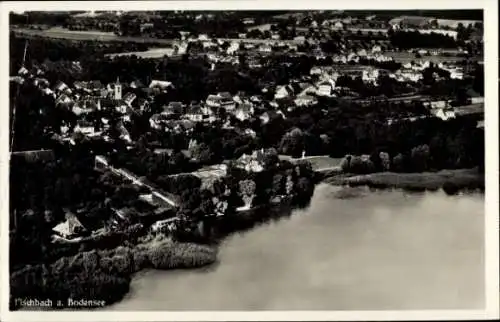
[106,47,176,59]
[12,27,178,45]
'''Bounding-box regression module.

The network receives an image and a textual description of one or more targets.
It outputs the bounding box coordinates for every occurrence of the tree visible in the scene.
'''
[238,179,256,208]
[379,152,391,171]
[279,127,305,157]
[340,154,353,172]
[272,174,284,196]
[411,144,431,172]
[392,153,405,172]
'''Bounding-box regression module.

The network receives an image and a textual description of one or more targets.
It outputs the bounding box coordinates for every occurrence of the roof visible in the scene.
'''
[218,92,233,100]
[236,103,254,114]
[165,102,185,114]
[149,80,173,89]
[130,80,145,88]
[186,104,203,115]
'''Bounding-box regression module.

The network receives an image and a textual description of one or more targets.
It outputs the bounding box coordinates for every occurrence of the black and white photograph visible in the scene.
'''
[1,0,498,321]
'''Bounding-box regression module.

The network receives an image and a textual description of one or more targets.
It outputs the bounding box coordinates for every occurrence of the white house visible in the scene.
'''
[471,97,484,104]
[274,85,294,100]
[226,41,240,55]
[74,120,95,135]
[258,44,273,53]
[434,108,456,121]
[234,103,254,121]
[362,69,380,84]
[316,80,336,97]
[149,80,173,91]
[205,92,236,111]
[123,92,137,106]
[357,49,368,57]
[18,66,29,76]
[333,21,343,29]
[450,69,464,80]
[371,45,382,53]
[310,66,323,76]
[294,94,318,107]
[185,104,204,122]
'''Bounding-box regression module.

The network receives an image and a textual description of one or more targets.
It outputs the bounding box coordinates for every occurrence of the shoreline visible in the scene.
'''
[319,168,484,193]
[11,168,483,310]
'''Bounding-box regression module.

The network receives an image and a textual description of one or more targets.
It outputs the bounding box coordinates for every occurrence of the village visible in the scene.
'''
[6,8,492,313]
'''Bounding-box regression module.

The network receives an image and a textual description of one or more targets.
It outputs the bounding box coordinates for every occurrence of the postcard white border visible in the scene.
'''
[1,0,498,321]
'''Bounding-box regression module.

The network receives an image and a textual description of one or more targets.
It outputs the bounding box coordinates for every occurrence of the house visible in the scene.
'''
[74,120,96,135]
[10,76,24,85]
[397,69,423,82]
[243,18,255,25]
[234,103,254,121]
[372,45,382,53]
[149,113,169,130]
[357,49,368,57]
[149,80,174,91]
[294,94,318,107]
[42,88,55,97]
[235,151,265,173]
[112,207,140,224]
[117,122,132,143]
[471,97,484,104]
[362,69,380,84]
[137,98,150,112]
[151,217,178,233]
[317,80,336,97]
[244,128,257,138]
[130,80,145,89]
[55,93,74,106]
[162,101,185,116]
[205,93,236,111]
[274,85,295,100]
[185,103,204,122]
[95,155,109,170]
[33,78,50,88]
[424,100,450,109]
[259,110,284,124]
[72,99,99,116]
[449,69,464,80]
[258,44,273,53]
[54,81,71,94]
[115,103,129,114]
[226,41,240,55]
[52,212,88,239]
[434,107,456,121]
[333,21,343,29]
[347,52,359,63]
[310,66,323,76]
[18,66,30,76]
[123,92,137,106]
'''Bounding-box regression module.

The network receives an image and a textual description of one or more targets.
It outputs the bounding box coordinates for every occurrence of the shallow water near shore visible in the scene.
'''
[108,184,485,311]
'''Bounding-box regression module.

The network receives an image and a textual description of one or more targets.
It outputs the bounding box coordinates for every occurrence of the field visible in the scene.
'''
[106,47,176,59]
[279,155,343,171]
[326,168,484,191]
[12,27,177,45]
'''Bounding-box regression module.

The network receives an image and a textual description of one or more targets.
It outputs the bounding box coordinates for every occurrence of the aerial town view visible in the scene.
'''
[7,8,488,312]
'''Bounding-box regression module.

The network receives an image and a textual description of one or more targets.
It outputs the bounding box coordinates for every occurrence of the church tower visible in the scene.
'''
[114,77,122,100]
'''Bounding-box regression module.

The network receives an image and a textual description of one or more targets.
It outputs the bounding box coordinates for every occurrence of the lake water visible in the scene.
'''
[109,184,485,310]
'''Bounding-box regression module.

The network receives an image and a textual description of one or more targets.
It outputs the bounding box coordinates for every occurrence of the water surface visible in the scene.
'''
[110,184,485,310]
